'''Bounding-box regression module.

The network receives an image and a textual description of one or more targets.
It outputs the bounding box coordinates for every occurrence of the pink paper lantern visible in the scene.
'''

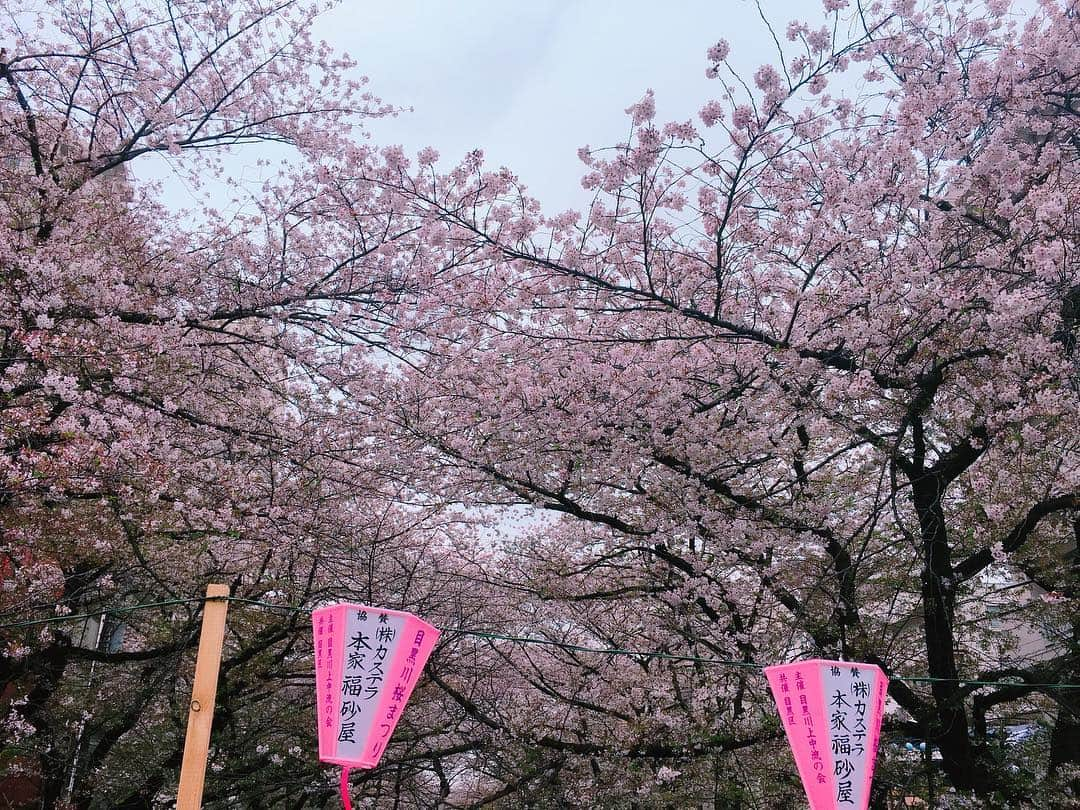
[764,659,889,810]
[313,604,440,769]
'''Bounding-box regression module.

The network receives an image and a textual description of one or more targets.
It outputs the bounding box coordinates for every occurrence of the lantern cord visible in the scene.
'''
[339,767,352,810]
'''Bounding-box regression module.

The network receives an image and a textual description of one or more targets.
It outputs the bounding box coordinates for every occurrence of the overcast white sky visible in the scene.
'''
[310,0,811,212]
[143,1,1040,219]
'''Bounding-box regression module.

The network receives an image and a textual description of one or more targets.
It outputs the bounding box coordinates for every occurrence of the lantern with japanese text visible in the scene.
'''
[764,660,888,810]
[312,604,440,769]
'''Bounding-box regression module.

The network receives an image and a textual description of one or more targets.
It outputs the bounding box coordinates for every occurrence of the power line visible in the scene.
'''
[446,628,764,670]
[0,597,205,629]
[2,594,1078,690]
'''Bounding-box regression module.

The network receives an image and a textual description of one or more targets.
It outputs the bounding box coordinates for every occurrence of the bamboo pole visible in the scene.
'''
[176,584,230,810]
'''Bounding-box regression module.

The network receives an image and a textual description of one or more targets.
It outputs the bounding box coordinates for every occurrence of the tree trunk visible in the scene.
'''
[911,476,987,792]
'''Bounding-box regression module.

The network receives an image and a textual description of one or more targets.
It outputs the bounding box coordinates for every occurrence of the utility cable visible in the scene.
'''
[2,594,1078,690]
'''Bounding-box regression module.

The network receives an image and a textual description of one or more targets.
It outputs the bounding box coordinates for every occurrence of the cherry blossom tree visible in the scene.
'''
[0,2,475,806]
[359,0,1079,804]
[3,0,1078,807]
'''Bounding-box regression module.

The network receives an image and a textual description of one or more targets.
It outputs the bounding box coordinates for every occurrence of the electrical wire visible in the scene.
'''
[2,594,1078,690]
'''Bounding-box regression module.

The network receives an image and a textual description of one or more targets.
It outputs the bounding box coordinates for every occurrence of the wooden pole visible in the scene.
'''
[176,583,230,810]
